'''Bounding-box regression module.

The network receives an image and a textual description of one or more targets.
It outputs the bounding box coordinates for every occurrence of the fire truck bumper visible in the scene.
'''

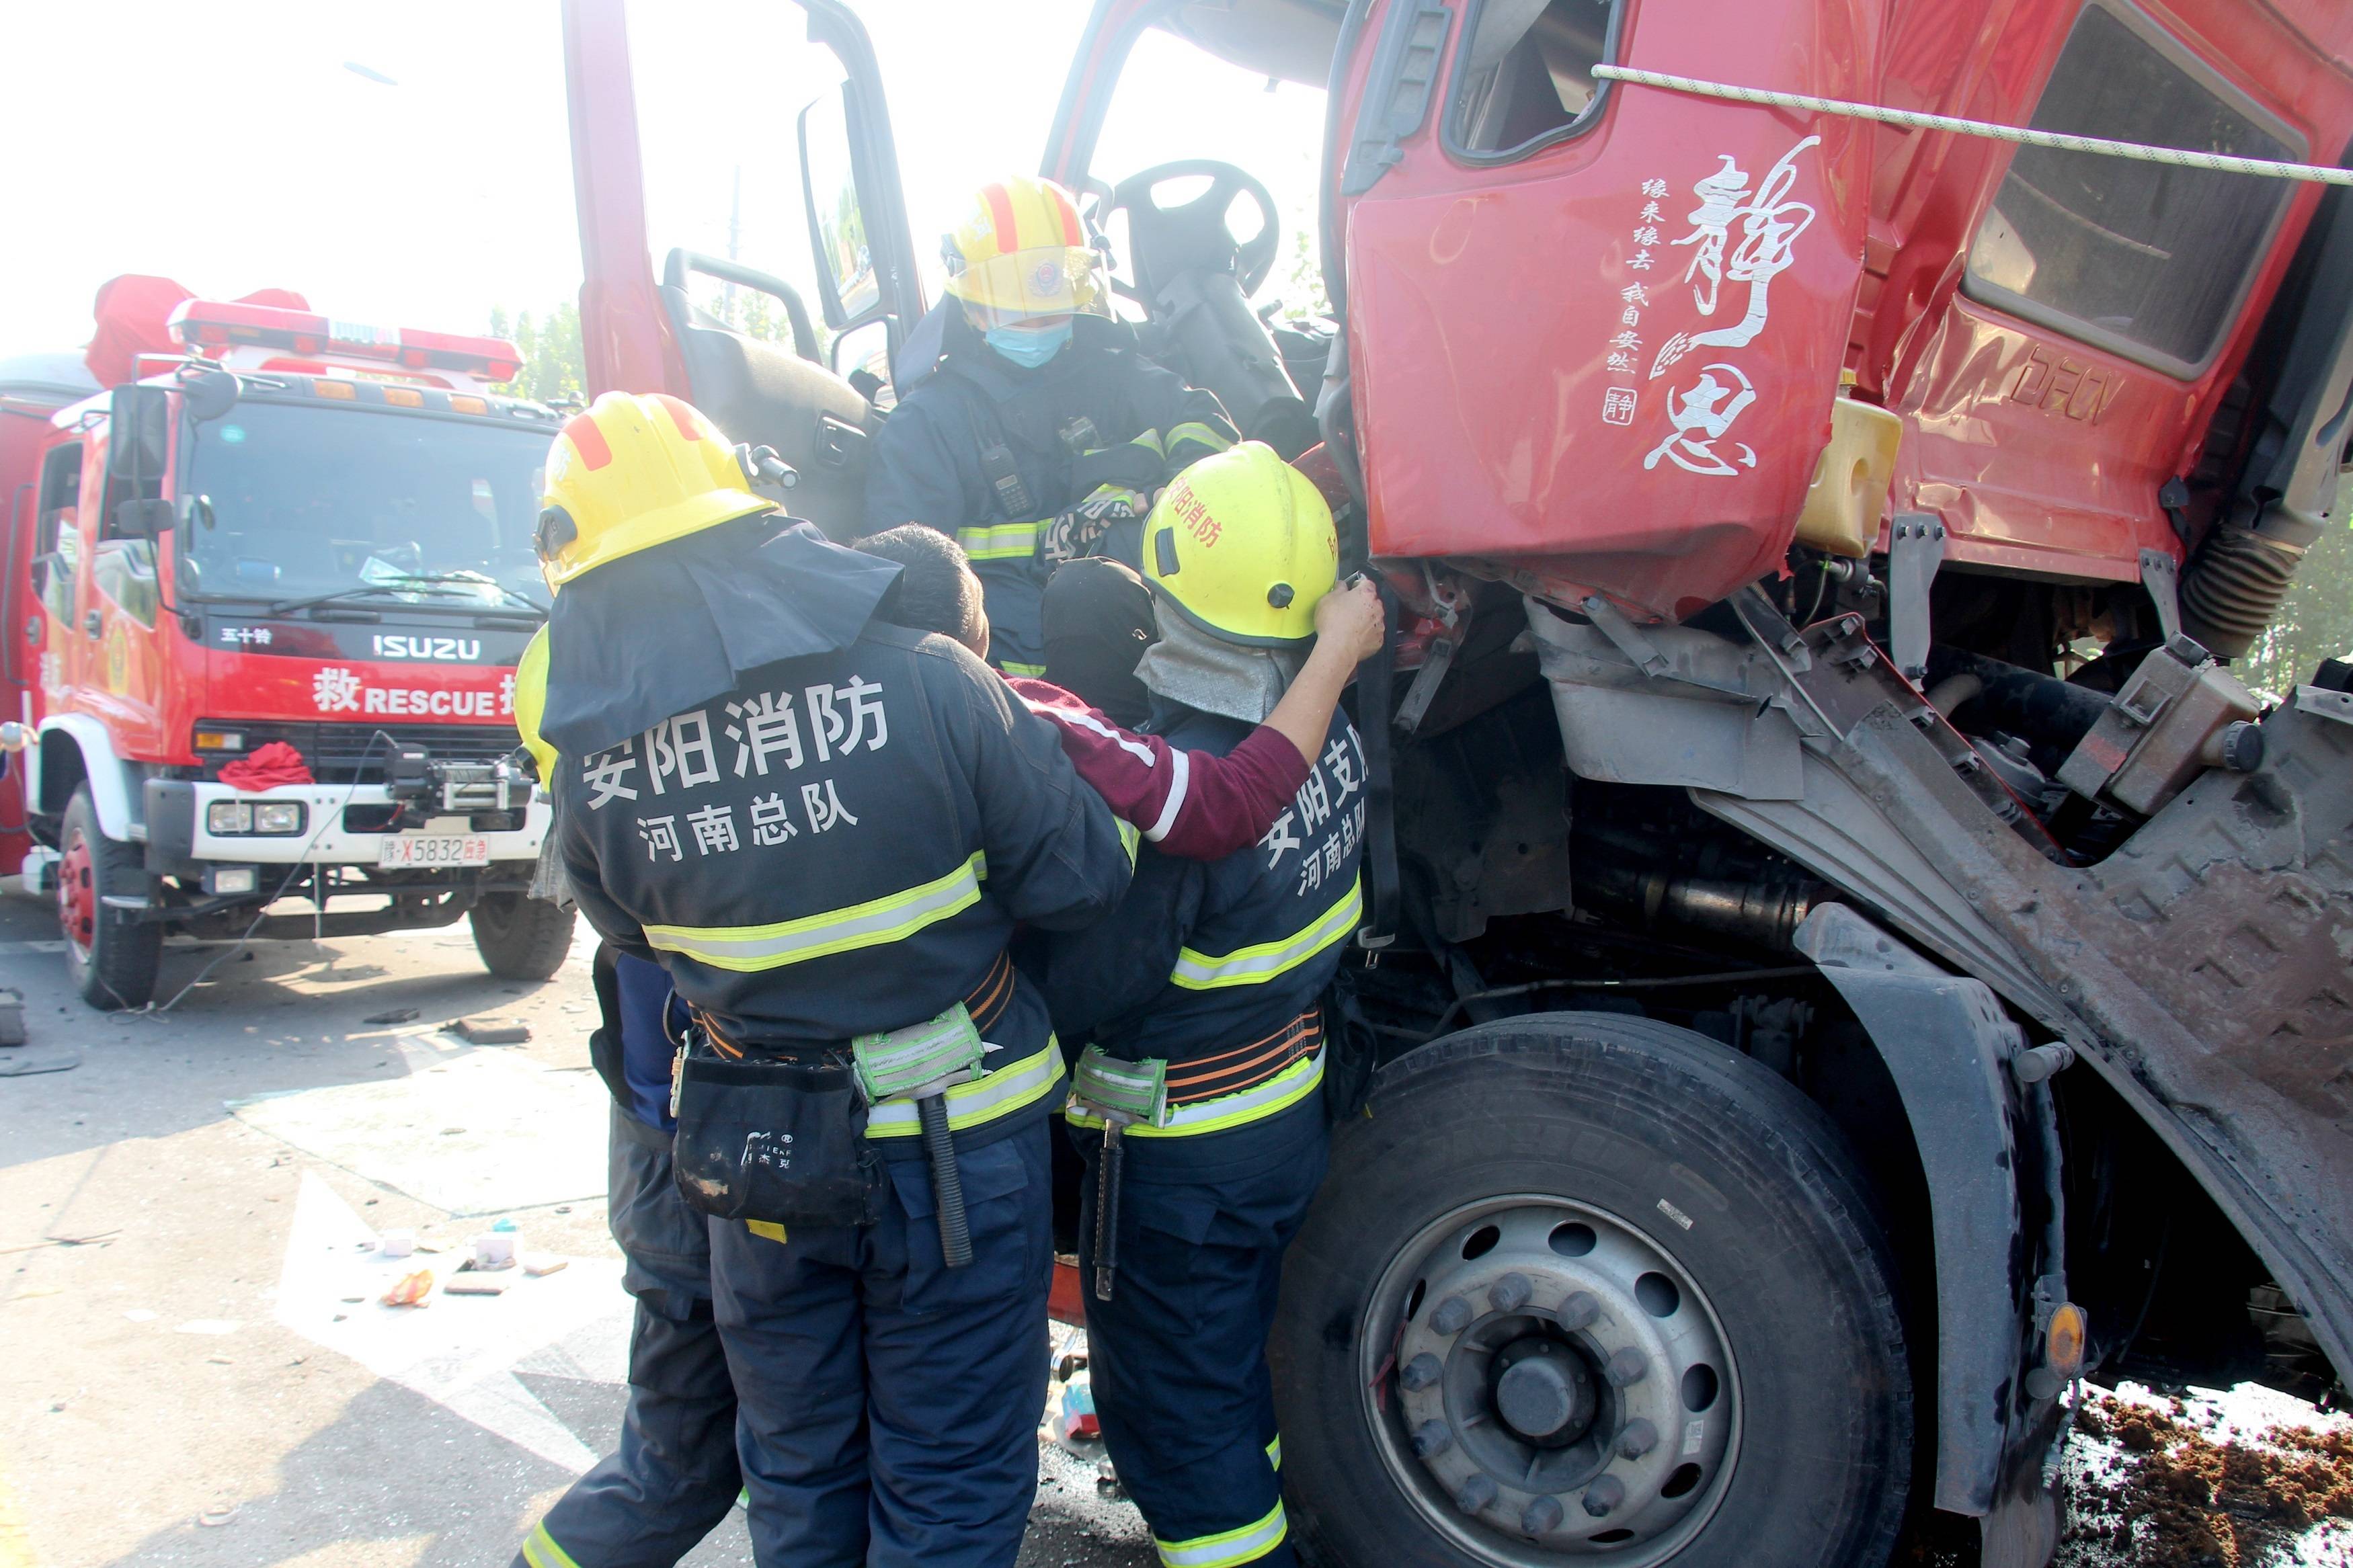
[145,780,550,868]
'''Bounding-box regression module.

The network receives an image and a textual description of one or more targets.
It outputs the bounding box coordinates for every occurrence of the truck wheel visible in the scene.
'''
[58,785,162,1011]
[1272,1013,1910,1568]
[469,893,575,982]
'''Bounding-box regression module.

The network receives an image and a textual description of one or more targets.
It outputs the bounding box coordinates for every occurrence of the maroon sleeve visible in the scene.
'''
[1152,725,1313,861]
[1006,676,1311,862]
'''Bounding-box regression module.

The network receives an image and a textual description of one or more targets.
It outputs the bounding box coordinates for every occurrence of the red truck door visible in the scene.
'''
[1336,0,1885,623]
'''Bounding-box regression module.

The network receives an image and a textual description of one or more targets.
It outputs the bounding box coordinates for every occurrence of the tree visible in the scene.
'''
[2239,523,2353,698]
[488,288,810,407]
[487,304,587,406]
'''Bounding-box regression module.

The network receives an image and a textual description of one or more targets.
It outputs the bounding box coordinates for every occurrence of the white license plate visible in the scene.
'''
[378,834,491,870]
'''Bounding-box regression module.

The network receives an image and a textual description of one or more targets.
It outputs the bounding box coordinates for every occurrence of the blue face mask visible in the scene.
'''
[986,319,1072,368]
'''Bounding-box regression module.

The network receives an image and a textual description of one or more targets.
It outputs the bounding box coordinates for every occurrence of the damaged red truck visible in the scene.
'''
[0,283,574,1009]
[560,1,2353,1563]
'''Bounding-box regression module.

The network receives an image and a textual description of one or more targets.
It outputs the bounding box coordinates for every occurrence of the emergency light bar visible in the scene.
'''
[165,299,522,385]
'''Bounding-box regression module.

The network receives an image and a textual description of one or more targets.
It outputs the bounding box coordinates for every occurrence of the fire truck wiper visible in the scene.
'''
[263,584,539,619]
[384,573,550,617]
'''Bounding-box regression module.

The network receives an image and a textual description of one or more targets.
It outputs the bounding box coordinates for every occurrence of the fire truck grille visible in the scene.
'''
[200,721,521,784]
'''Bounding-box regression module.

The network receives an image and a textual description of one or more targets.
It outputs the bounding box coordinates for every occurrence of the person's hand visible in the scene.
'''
[1312,575,1386,665]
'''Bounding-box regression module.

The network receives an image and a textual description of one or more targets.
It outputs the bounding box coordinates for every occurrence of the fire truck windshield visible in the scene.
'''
[181,400,551,612]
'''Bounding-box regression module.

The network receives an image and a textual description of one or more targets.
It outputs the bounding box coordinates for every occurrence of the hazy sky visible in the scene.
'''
[1,1,1328,360]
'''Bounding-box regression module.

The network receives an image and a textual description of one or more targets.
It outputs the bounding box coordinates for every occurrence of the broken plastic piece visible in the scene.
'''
[381,1269,434,1307]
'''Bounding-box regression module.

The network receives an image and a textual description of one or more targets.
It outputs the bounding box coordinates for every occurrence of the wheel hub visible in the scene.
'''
[57,829,95,956]
[1365,1197,1739,1565]
[1494,1337,1597,1443]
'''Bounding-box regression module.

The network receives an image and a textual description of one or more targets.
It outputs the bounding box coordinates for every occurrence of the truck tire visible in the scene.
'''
[1271,1013,1910,1568]
[469,893,575,982]
[58,785,162,1011]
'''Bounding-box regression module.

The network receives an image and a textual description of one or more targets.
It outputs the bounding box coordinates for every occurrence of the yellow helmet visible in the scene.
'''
[940,176,1112,331]
[512,626,556,780]
[1140,441,1338,646]
[534,392,767,589]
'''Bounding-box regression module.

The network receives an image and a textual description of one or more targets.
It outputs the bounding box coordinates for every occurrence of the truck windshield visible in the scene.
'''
[181,401,552,610]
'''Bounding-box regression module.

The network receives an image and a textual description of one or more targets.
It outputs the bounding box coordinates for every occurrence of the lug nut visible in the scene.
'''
[1554,1290,1599,1331]
[1605,1347,1649,1387]
[1457,1474,1499,1514]
[1582,1475,1626,1518]
[1399,1352,1442,1393]
[1489,1272,1533,1313]
[1521,1495,1564,1535]
[1616,1417,1659,1460]
[1431,1296,1473,1335]
[1410,1419,1454,1459]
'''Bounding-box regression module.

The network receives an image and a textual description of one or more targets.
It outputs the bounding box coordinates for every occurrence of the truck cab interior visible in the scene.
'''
[575,0,1363,543]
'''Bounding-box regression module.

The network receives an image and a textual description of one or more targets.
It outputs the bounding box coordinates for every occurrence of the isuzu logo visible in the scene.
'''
[371,634,483,661]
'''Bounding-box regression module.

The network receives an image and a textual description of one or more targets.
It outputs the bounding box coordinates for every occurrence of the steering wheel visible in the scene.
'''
[1105,160,1283,308]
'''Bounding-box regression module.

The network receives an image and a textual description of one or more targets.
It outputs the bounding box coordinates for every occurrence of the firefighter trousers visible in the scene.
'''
[707,1117,1055,1568]
[1072,1097,1329,1568]
[517,1112,742,1568]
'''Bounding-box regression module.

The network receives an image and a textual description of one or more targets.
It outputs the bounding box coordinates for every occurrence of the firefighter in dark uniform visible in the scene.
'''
[1040,443,1369,1568]
[512,630,744,1568]
[866,175,1237,677]
[533,392,1135,1568]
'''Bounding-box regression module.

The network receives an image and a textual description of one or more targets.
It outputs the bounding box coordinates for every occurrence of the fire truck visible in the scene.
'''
[1,282,573,1010]
[561,1,2352,1563]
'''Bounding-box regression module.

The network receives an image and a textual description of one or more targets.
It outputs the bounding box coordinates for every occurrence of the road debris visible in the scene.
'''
[472,1233,517,1270]
[378,1227,415,1259]
[2061,1382,2353,1566]
[362,1007,421,1026]
[444,1276,510,1296]
[450,1016,531,1044]
[522,1254,569,1277]
[198,1503,239,1528]
[0,986,26,1045]
[381,1270,434,1307]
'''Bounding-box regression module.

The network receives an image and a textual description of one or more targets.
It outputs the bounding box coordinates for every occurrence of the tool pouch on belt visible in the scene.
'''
[670,1042,883,1228]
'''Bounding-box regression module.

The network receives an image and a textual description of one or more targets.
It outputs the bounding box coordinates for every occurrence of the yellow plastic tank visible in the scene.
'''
[1795,377,1902,559]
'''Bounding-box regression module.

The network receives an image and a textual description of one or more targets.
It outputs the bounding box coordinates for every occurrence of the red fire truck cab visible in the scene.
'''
[2,285,575,1009]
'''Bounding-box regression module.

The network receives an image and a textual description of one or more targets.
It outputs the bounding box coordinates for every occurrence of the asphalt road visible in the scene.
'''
[0,890,1150,1568]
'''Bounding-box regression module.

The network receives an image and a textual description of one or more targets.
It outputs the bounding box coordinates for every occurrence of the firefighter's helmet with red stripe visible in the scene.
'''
[941,176,1112,331]
[534,392,768,589]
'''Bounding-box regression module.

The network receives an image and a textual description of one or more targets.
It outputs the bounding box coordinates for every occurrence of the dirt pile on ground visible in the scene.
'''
[2063,1390,2353,1566]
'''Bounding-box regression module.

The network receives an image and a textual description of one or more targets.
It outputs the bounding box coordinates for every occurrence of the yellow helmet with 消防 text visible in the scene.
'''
[534,392,767,589]
[1140,442,1337,646]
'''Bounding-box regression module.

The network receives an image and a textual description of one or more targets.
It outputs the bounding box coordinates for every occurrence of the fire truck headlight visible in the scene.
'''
[208,801,307,835]
[253,802,306,835]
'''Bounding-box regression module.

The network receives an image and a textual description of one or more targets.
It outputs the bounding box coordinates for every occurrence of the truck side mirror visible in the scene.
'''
[798,85,883,330]
[105,385,170,484]
[116,498,175,540]
[181,369,239,423]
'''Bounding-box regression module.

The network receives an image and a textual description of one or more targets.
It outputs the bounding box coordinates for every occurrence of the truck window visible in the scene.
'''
[181,401,552,610]
[1962,1,2299,376]
[1445,0,1620,161]
[34,442,81,626]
